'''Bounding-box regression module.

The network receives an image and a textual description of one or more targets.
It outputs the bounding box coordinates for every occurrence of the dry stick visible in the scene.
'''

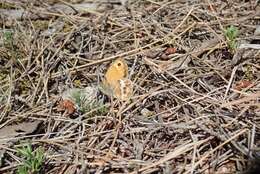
[148,86,224,119]
[224,105,249,128]
[14,24,37,89]
[0,74,12,122]
[0,163,19,172]
[50,7,194,79]
[42,74,50,104]
[152,1,175,14]
[196,7,258,25]
[184,128,248,174]
[195,120,226,142]
[198,116,236,156]
[139,18,158,41]
[47,28,75,74]
[190,132,198,173]
[86,124,113,150]
[190,13,224,43]
[221,92,260,108]
[171,26,228,86]
[206,0,225,31]
[240,103,260,108]
[145,0,161,5]
[37,140,114,162]
[220,127,249,156]
[39,5,102,17]
[164,71,199,95]
[249,125,256,158]
[120,8,195,114]
[106,100,126,158]
[0,45,45,88]
[106,121,120,157]
[122,83,165,114]
[50,40,164,79]
[129,137,211,174]
[50,2,133,30]
[58,0,82,14]
[115,86,166,152]
[41,29,76,129]
[33,76,47,105]
[201,149,233,173]
[131,8,139,50]
[224,65,238,99]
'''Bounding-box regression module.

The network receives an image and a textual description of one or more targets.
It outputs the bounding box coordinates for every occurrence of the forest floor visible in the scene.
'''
[0,0,260,173]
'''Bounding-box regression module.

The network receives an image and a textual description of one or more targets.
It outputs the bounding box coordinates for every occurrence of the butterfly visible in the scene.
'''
[101,58,133,101]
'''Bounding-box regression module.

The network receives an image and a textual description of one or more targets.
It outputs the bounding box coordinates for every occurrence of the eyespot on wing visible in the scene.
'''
[104,58,128,86]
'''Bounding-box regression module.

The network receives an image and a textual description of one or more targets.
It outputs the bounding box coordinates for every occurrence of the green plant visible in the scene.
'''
[96,104,108,115]
[16,144,44,174]
[3,30,23,61]
[3,30,13,48]
[79,97,107,115]
[69,88,107,114]
[224,25,239,53]
[82,102,108,115]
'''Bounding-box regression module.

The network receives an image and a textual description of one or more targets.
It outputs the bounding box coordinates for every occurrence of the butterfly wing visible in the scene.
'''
[102,58,133,101]
[114,79,133,101]
[104,58,128,85]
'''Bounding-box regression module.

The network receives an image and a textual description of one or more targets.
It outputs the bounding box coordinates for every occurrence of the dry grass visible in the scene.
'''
[0,0,260,173]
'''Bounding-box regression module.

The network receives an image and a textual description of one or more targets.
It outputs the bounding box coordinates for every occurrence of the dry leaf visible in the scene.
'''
[164,47,176,55]
[57,99,76,115]
[158,56,191,72]
[234,80,252,91]
[0,120,42,142]
[0,120,42,166]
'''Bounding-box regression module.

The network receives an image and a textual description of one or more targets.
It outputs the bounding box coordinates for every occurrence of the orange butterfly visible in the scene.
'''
[101,58,133,101]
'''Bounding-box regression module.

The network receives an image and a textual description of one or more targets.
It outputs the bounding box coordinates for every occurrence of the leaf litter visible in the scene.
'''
[0,0,259,173]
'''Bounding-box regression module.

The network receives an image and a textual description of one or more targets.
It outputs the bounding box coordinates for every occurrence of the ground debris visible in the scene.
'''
[0,0,259,173]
